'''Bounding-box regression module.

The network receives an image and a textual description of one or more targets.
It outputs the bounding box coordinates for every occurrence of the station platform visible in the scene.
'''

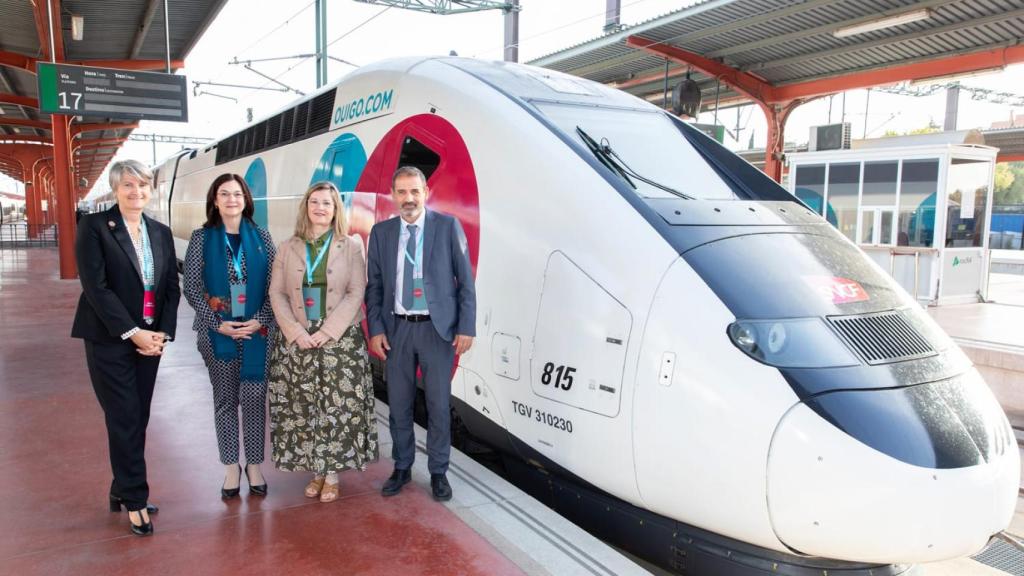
[0,246,1020,576]
[992,249,1024,276]
[0,248,645,576]
[929,272,1024,429]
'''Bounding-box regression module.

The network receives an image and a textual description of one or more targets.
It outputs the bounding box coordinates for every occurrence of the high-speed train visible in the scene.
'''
[147,57,1018,575]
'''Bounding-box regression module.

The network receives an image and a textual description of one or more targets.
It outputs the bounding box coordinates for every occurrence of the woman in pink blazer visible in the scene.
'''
[267,181,378,503]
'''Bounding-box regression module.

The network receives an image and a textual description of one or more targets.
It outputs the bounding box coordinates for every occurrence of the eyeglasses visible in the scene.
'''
[217,191,245,199]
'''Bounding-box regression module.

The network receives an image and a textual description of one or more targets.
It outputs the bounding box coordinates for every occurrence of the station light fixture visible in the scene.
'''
[833,8,932,38]
[71,14,84,41]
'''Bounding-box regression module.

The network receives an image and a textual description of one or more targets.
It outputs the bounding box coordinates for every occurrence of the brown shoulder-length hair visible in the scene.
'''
[203,173,255,228]
[295,181,348,240]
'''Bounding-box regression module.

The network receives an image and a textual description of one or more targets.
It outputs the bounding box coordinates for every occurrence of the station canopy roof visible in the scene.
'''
[0,0,227,187]
[530,0,1024,113]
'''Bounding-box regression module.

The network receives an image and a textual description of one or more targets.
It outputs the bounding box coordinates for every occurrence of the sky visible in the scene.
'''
[2,0,1023,198]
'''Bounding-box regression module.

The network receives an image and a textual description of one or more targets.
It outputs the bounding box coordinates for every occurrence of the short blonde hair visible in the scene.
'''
[108,159,153,190]
[295,181,348,240]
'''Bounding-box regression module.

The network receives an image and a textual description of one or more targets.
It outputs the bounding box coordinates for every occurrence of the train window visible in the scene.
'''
[535,102,737,200]
[398,136,440,181]
[281,109,294,143]
[295,102,310,138]
[254,121,267,151]
[267,114,282,148]
[309,90,336,134]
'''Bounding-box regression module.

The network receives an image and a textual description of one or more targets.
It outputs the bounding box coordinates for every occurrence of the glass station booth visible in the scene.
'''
[787,135,997,306]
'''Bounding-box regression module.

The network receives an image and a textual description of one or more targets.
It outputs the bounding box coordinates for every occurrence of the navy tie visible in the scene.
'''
[402,225,417,310]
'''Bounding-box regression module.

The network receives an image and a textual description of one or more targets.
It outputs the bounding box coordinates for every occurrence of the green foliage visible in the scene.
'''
[995,162,1024,206]
[882,126,942,138]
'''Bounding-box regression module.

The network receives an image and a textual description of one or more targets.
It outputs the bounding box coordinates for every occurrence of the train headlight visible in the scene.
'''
[731,324,758,352]
[728,318,858,368]
[766,323,787,354]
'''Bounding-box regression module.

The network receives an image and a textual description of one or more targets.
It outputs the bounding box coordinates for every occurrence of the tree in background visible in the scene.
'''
[994,162,1024,206]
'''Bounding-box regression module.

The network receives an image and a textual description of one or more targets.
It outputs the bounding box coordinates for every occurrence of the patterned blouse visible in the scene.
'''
[127,216,155,288]
[182,226,277,332]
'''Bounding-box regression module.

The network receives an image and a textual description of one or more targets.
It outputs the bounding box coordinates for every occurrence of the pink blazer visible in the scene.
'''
[269,234,366,343]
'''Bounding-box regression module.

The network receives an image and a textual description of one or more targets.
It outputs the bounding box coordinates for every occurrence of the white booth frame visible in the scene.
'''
[787,143,997,306]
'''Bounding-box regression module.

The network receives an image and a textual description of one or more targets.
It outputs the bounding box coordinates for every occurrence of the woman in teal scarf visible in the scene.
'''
[183,173,276,498]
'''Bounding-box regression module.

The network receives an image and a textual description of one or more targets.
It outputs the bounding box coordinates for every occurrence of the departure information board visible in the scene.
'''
[36,62,188,122]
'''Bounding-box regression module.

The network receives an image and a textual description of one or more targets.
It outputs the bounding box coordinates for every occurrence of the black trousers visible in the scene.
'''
[84,339,160,511]
[385,319,455,475]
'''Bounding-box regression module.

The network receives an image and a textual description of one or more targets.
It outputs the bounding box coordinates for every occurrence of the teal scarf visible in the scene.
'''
[203,220,269,380]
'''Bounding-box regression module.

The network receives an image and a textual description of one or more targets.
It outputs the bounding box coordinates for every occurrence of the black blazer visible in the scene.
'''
[71,205,181,343]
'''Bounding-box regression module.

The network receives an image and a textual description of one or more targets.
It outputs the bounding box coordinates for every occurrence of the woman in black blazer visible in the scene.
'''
[71,159,180,536]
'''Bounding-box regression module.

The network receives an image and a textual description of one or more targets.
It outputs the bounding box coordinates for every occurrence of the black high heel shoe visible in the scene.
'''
[127,509,154,537]
[245,464,268,497]
[109,495,159,515]
[222,464,241,499]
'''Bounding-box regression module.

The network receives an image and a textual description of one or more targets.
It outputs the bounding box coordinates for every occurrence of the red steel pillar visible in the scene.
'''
[52,114,76,277]
[32,162,49,233]
[758,100,803,184]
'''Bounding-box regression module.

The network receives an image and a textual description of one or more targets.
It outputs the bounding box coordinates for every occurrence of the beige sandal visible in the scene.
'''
[304,476,325,498]
[320,480,340,503]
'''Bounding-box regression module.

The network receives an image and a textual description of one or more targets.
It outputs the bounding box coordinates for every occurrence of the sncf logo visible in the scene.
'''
[803,276,870,304]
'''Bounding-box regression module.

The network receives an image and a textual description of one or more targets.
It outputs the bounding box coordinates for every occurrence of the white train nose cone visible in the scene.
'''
[766,372,1018,564]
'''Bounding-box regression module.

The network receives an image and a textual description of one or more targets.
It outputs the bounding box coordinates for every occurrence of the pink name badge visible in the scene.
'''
[302,287,322,321]
[413,288,424,298]
[142,285,156,323]
[230,284,247,318]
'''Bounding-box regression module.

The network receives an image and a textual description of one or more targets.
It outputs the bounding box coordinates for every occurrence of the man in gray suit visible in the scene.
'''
[366,166,476,501]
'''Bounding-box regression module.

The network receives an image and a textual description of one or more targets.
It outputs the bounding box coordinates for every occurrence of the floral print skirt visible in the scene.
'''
[268,322,379,473]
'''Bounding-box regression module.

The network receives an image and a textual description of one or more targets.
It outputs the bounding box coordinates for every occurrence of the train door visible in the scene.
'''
[353,114,480,266]
[530,252,630,418]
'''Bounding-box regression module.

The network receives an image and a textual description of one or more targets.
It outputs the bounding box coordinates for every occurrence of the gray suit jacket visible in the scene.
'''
[365,209,476,342]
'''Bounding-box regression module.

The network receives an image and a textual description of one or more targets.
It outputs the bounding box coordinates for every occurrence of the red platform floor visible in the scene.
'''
[0,248,525,576]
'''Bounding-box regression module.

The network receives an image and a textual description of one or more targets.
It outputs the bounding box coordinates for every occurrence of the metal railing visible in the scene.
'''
[0,222,58,248]
[886,247,939,304]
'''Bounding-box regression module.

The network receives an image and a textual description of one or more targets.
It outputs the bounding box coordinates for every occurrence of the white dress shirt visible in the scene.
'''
[395,209,428,315]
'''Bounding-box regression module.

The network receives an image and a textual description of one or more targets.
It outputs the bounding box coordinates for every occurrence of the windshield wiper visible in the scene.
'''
[576,126,694,200]
[576,126,636,189]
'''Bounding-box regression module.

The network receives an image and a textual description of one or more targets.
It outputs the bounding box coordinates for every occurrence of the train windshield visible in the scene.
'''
[535,102,739,201]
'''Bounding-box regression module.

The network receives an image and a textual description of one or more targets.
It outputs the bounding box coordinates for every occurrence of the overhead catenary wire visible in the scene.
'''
[468,0,661,59]
[232,6,391,103]
[192,1,318,99]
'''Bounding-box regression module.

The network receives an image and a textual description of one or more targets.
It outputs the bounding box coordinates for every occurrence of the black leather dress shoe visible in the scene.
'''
[381,468,411,497]
[109,495,159,514]
[430,473,452,502]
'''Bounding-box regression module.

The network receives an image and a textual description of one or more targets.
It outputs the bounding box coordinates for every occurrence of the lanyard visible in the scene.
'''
[403,226,424,269]
[129,217,155,286]
[305,231,333,286]
[225,231,244,280]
